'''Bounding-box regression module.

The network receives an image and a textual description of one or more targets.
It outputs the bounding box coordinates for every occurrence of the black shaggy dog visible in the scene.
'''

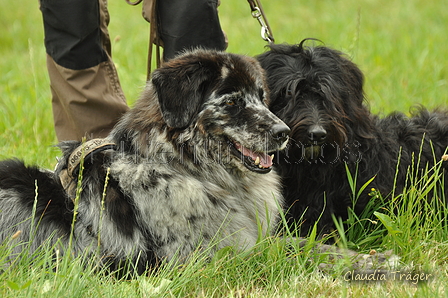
[0,49,290,273]
[257,40,448,235]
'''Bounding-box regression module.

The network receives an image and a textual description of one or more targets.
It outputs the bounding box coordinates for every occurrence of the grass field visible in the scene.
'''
[1,0,447,297]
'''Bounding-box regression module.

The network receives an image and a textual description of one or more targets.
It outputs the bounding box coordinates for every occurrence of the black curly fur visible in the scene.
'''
[257,40,448,235]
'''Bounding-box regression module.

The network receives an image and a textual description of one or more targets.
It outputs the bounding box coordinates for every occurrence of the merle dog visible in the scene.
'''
[0,49,290,273]
[257,40,448,235]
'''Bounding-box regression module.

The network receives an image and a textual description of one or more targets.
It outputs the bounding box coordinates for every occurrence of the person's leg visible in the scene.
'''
[40,0,129,141]
[156,0,227,61]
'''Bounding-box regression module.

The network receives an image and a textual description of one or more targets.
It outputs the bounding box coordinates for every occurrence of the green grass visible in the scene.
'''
[1,0,448,296]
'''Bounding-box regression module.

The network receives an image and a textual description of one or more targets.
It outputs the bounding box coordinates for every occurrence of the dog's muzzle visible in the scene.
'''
[230,122,290,174]
[302,124,327,161]
[307,124,327,144]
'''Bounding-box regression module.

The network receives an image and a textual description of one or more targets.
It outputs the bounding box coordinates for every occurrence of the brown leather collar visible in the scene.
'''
[59,138,116,200]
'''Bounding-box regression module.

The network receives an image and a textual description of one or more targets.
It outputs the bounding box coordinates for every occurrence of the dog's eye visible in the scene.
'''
[280,88,293,99]
[223,97,243,115]
[226,99,236,106]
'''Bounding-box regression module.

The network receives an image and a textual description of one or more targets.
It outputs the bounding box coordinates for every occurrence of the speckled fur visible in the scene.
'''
[0,50,288,274]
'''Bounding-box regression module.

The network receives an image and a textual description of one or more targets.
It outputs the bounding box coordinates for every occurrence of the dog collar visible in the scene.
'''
[59,138,116,200]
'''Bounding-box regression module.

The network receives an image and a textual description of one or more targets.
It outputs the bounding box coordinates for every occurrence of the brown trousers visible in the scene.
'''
[42,0,129,141]
[41,0,226,142]
[47,56,129,142]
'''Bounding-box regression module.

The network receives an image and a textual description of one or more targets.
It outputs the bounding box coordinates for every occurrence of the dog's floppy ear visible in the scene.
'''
[151,55,220,128]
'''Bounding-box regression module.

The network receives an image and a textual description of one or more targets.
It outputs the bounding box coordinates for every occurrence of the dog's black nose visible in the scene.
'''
[271,123,290,143]
[308,125,327,143]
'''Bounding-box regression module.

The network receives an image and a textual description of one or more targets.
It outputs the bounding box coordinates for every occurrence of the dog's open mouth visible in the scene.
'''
[231,141,274,174]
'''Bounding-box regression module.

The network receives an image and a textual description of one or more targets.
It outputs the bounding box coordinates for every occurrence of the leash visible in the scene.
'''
[125,0,163,80]
[144,0,163,80]
[125,0,274,78]
[247,0,275,44]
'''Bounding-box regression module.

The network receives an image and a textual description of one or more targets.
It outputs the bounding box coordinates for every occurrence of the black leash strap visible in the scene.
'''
[247,0,275,43]
[125,0,162,79]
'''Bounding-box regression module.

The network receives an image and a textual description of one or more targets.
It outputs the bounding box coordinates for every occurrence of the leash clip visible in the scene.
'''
[248,0,275,43]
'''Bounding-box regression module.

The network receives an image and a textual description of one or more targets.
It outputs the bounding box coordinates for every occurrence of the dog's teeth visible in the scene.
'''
[254,157,260,165]
[270,154,274,161]
[259,164,264,168]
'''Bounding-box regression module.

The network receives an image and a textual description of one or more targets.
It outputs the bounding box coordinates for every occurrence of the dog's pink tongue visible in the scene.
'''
[234,142,272,168]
